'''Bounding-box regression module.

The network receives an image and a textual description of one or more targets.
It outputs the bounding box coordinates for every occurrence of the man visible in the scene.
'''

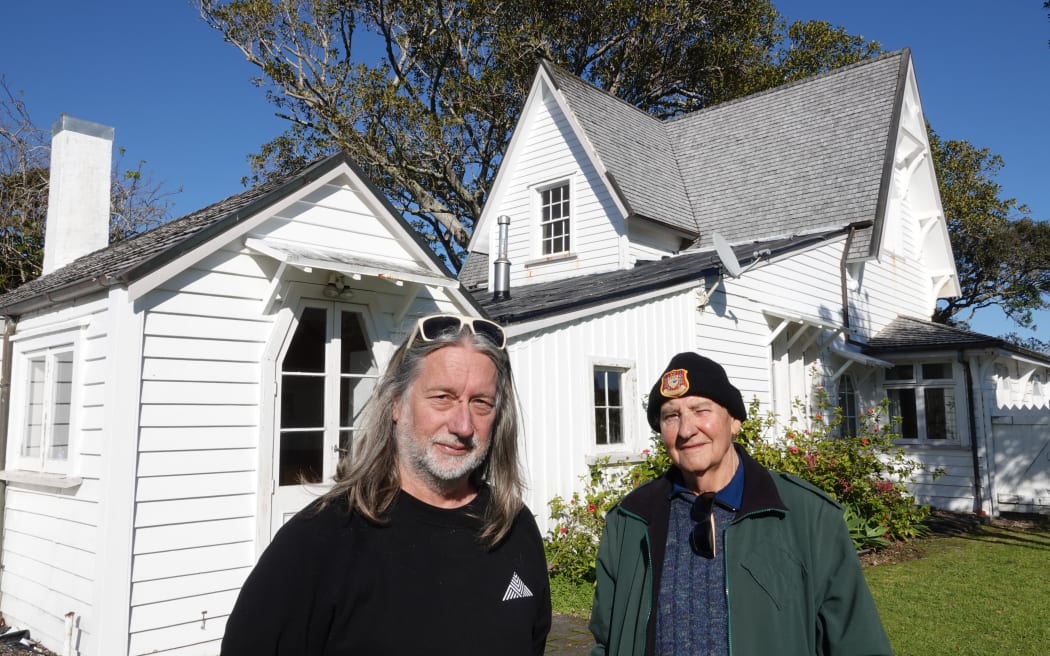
[590,352,892,656]
[222,313,551,655]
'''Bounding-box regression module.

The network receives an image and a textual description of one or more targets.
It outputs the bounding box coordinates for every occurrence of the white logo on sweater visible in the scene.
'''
[501,572,533,601]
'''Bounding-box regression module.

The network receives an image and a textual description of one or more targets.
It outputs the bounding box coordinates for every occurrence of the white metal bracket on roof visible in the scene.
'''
[260,261,289,315]
[392,283,422,325]
[245,237,457,315]
[827,346,893,383]
[763,309,840,348]
[244,237,457,288]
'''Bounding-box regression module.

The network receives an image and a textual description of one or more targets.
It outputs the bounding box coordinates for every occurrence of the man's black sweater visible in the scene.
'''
[221,487,551,655]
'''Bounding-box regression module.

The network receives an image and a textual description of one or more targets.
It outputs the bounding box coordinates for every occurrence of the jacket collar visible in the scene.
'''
[618,443,788,521]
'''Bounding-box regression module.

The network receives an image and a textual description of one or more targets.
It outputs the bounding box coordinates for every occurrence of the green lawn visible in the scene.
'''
[866,522,1050,656]
[552,520,1050,655]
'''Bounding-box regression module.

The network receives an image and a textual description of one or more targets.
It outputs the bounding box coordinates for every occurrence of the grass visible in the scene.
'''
[550,519,1050,656]
[550,574,595,618]
[866,521,1050,656]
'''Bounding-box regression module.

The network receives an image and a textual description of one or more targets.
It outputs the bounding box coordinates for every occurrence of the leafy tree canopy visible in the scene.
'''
[198,0,1047,341]
[0,79,178,293]
[198,0,878,269]
[929,130,1050,337]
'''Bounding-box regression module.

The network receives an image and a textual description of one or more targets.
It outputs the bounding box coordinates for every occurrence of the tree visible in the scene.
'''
[928,129,1050,333]
[0,79,177,293]
[198,0,879,269]
[199,1,1050,340]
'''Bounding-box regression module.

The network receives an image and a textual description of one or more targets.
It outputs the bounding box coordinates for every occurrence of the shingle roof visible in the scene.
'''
[543,50,908,248]
[467,53,912,308]
[477,230,846,324]
[0,153,398,316]
[542,63,697,233]
[672,52,905,248]
[458,250,489,291]
[864,316,1050,363]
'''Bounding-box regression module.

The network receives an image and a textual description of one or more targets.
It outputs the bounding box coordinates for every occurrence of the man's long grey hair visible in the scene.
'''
[321,324,525,548]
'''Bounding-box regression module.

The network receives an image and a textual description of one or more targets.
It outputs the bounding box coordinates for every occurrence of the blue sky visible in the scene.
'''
[2,1,1047,340]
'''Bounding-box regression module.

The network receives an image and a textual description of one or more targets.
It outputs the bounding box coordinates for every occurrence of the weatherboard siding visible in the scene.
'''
[129,250,270,654]
[700,241,848,405]
[0,298,110,653]
[252,179,426,270]
[904,446,980,512]
[852,251,931,340]
[512,292,696,531]
[495,92,627,288]
[120,178,461,654]
[627,220,682,263]
[850,165,942,339]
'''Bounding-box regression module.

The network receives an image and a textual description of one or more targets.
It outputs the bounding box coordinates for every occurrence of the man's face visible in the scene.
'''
[658,395,741,486]
[393,343,498,494]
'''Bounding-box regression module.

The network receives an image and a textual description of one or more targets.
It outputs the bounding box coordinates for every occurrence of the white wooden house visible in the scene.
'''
[459,49,1050,527]
[2,49,1048,656]
[0,117,484,654]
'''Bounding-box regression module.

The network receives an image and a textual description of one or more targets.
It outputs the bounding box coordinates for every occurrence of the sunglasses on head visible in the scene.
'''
[690,492,718,559]
[413,314,506,349]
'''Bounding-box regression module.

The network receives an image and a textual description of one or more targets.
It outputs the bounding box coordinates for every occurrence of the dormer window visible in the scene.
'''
[539,181,571,255]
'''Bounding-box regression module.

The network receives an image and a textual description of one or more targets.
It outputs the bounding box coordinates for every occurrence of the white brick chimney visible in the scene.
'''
[43,116,114,274]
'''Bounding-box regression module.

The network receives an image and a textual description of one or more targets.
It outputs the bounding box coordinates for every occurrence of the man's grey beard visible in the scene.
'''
[395,415,491,490]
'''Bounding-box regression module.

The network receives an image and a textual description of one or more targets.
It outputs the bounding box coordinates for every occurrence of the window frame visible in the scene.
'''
[533,178,574,259]
[836,374,859,439]
[588,358,635,455]
[275,301,380,487]
[7,327,84,475]
[882,360,961,445]
[593,365,626,447]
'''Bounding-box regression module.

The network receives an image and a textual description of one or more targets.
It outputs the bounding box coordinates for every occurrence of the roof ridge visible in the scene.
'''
[543,49,910,129]
[667,48,909,125]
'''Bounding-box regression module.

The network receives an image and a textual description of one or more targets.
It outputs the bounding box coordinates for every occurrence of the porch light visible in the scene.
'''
[323,273,355,299]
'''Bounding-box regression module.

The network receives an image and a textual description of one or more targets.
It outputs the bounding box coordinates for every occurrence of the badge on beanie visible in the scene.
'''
[660,368,689,398]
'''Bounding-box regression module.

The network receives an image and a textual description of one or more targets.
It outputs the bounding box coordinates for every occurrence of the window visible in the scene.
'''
[278,306,377,486]
[539,182,571,255]
[837,375,858,438]
[883,362,958,443]
[10,337,77,474]
[593,367,624,446]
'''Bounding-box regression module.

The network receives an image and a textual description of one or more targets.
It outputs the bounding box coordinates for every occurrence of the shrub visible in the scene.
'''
[843,501,892,551]
[736,392,938,542]
[544,459,633,583]
[543,393,939,584]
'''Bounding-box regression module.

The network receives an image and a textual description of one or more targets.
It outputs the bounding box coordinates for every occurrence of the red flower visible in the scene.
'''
[789,446,799,454]
[587,504,596,513]
[815,414,824,422]
[642,449,651,456]
[861,438,870,446]
[560,527,567,534]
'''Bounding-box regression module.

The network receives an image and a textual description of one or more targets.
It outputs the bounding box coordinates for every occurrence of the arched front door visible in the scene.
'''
[270,302,378,537]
